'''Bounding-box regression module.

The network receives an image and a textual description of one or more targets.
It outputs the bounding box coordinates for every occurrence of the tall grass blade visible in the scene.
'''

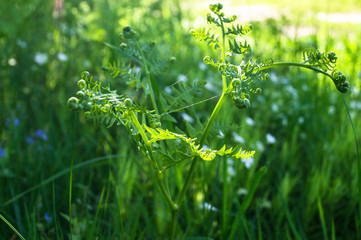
[317,198,329,240]
[228,166,267,240]
[0,213,26,240]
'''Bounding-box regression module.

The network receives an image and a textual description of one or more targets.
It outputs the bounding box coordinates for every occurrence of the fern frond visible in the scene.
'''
[144,125,255,161]
[228,39,251,55]
[226,23,253,36]
[303,48,337,71]
[190,27,221,50]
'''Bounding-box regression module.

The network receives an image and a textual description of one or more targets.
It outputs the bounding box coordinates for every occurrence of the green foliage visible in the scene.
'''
[66,3,354,240]
[2,0,359,239]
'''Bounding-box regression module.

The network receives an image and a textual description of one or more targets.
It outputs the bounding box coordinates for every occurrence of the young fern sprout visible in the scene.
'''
[67,3,350,239]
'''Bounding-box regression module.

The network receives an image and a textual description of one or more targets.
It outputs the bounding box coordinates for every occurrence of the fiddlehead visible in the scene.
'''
[303,48,350,93]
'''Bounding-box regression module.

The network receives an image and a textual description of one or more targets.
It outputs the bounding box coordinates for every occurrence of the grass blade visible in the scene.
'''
[0,213,26,240]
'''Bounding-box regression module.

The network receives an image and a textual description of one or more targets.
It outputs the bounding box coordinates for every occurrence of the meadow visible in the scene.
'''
[1,0,361,239]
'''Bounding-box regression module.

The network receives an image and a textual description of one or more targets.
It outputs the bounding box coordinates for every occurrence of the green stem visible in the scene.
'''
[137,42,159,114]
[128,110,177,212]
[222,149,228,240]
[220,18,227,91]
[137,41,171,197]
[260,62,334,80]
[172,17,230,239]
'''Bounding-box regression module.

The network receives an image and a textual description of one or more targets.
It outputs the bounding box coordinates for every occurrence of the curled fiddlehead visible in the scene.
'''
[303,48,350,93]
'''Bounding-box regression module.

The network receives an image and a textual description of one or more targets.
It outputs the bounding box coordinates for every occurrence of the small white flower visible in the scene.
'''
[164,86,172,94]
[328,106,336,115]
[199,62,207,70]
[298,116,304,124]
[200,202,218,212]
[232,132,245,144]
[8,58,17,66]
[256,141,265,152]
[350,100,361,110]
[285,85,298,98]
[271,103,279,112]
[245,117,255,126]
[351,87,359,96]
[242,157,254,169]
[218,130,224,139]
[133,66,141,74]
[302,84,309,91]
[227,158,234,165]
[270,72,278,82]
[205,82,215,91]
[227,165,236,176]
[34,52,48,65]
[266,133,276,144]
[57,52,68,61]
[82,60,90,68]
[237,188,248,195]
[202,144,210,151]
[16,39,27,48]
[177,74,187,82]
[181,112,194,123]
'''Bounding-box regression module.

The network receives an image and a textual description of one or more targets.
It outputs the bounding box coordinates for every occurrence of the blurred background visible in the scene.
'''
[1,0,360,239]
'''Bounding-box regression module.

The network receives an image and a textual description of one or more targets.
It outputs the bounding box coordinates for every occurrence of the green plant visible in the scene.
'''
[67,3,349,239]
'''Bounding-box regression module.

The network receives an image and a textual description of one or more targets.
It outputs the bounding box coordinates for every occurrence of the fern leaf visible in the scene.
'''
[190,27,221,50]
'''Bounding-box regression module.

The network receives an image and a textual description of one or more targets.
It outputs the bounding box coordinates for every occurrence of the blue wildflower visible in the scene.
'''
[35,130,48,141]
[26,136,35,144]
[14,118,20,126]
[44,212,51,223]
[0,149,6,158]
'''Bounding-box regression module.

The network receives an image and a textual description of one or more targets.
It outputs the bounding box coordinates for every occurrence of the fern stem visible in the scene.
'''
[176,92,228,207]
[128,110,177,212]
[342,96,361,227]
[175,17,229,227]
[260,62,334,80]
[137,42,159,114]
[220,18,227,91]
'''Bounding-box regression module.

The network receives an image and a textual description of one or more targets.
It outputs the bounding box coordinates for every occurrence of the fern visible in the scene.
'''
[190,27,221,50]
[67,4,351,239]
[144,125,255,162]
[226,23,253,36]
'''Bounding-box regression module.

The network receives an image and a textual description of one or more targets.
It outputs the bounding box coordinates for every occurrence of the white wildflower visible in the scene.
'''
[181,112,194,123]
[8,58,17,66]
[199,62,207,70]
[266,133,276,144]
[177,74,187,82]
[16,39,27,48]
[242,157,254,169]
[34,52,48,65]
[246,117,255,126]
[57,52,68,61]
[232,132,245,144]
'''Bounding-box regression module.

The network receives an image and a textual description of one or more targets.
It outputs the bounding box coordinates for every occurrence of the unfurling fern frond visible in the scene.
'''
[303,48,337,71]
[190,27,221,50]
[67,71,158,129]
[303,48,350,93]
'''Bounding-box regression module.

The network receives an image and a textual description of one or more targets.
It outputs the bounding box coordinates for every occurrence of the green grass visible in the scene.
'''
[0,0,360,239]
